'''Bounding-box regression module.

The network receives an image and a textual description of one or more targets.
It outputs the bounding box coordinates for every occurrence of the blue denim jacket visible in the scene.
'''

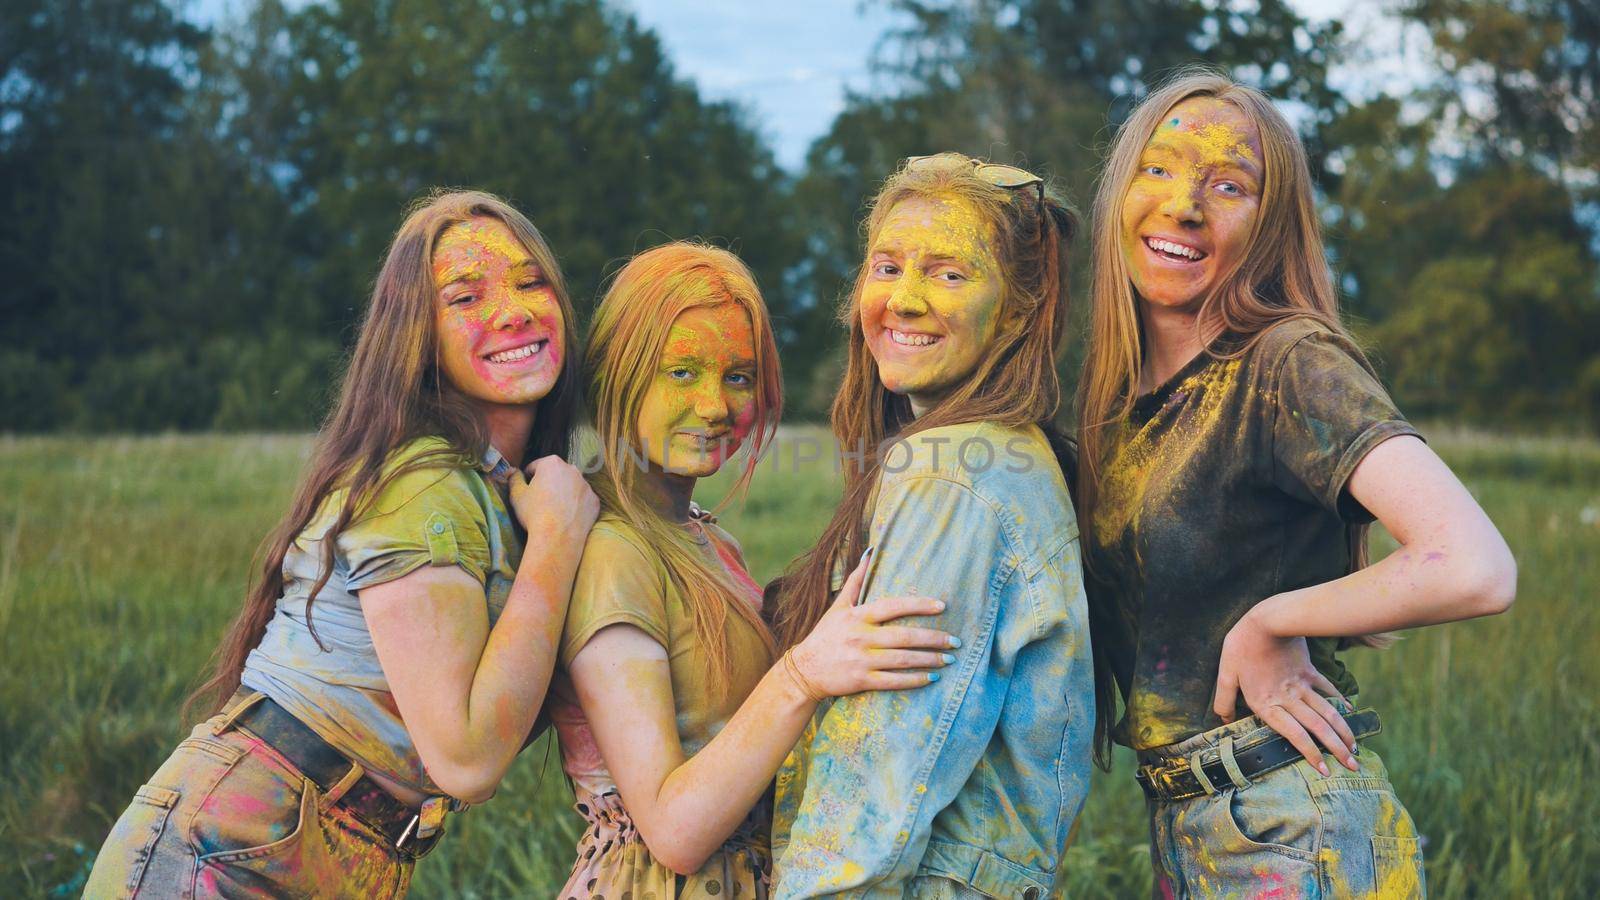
[772,422,1094,898]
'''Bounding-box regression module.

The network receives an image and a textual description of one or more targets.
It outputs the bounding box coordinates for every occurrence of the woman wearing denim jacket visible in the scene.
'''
[1074,73,1517,898]
[768,154,1093,898]
[85,191,600,897]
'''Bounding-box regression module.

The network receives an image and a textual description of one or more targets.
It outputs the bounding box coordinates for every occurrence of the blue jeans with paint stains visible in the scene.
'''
[1142,712,1425,900]
[84,697,411,899]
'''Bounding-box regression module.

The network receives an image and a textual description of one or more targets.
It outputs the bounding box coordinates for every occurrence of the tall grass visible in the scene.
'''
[1,427,1595,897]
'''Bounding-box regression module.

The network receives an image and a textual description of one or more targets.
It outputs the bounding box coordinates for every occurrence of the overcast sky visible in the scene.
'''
[622,0,1430,169]
[193,0,1430,171]
[619,0,908,169]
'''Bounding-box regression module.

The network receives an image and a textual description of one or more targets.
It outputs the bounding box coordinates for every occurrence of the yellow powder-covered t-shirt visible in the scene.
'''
[550,508,773,800]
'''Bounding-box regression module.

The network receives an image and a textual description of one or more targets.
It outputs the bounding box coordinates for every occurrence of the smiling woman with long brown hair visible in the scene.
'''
[769,153,1092,897]
[85,190,599,897]
[1076,71,1516,897]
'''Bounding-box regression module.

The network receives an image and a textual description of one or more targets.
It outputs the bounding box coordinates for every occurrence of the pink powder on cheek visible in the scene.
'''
[729,396,759,442]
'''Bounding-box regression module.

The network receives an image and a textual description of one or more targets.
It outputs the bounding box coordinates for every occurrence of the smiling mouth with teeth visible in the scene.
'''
[888,329,942,348]
[1144,237,1208,262]
[485,340,548,364]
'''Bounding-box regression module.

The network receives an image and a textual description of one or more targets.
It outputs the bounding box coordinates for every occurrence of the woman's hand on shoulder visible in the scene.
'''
[1213,606,1359,776]
[786,549,960,697]
[508,455,599,541]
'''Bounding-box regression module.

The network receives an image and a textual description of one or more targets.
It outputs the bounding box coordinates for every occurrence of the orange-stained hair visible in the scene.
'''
[583,242,782,692]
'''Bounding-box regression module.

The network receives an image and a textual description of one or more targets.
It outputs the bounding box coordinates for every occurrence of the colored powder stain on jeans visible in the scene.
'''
[86,716,411,898]
[1251,868,1297,899]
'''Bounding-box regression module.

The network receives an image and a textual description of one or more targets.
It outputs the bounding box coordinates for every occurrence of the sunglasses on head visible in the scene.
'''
[904,153,1047,227]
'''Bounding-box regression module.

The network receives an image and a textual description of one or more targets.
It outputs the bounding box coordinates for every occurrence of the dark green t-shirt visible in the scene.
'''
[1083,317,1419,750]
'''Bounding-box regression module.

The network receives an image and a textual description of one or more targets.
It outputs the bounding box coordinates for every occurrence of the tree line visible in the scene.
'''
[2,0,1596,431]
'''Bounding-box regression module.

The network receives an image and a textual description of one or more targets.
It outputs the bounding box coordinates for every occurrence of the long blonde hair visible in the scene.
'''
[1075,70,1387,762]
[583,242,782,694]
[190,189,582,716]
[771,154,1077,652]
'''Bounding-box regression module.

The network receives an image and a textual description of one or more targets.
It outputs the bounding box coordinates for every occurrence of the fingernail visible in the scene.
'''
[861,546,875,562]
[933,600,946,612]
[947,636,962,649]
[1317,761,1330,776]
[941,653,955,664]
[927,671,940,683]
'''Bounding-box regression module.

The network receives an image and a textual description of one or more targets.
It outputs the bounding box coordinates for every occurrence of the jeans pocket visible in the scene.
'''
[85,785,180,899]
[194,774,324,896]
[1371,835,1425,898]
[1219,768,1320,862]
[1172,787,1320,899]
[190,738,315,871]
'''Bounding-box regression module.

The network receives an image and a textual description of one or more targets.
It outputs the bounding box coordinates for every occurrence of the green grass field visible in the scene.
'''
[2,427,1596,898]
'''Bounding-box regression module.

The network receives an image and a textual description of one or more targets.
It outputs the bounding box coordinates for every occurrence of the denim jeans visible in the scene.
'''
[1142,714,1425,900]
[84,698,412,898]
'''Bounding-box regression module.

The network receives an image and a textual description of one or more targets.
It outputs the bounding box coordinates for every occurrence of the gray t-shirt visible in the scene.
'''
[1083,318,1418,750]
[241,437,522,793]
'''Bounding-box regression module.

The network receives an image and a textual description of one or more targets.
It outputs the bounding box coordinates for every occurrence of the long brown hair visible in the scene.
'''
[1075,70,1388,764]
[188,189,581,716]
[584,242,782,695]
[771,154,1077,652]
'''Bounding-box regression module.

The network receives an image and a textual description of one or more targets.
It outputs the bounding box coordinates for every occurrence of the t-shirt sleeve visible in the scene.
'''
[1270,329,1420,523]
[560,524,670,666]
[339,463,492,592]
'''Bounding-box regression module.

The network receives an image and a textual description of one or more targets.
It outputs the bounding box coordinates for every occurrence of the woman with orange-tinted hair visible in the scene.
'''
[549,242,957,898]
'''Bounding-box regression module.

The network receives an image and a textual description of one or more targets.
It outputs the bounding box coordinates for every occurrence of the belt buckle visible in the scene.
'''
[395,797,449,859]
[1134,764,1162,799]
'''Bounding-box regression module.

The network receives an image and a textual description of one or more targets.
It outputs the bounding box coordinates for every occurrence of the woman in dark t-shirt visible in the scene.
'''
[1075,72,1516,897]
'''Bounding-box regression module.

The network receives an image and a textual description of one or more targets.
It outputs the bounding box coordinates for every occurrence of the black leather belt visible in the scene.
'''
[1135,709,1382,803]
[231,695,453,859]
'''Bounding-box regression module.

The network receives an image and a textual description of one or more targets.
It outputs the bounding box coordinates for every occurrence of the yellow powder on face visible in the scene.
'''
[1184,121,1259,166]
[1158,97,1260,170]
[871,194,998,274]
[1135,121,1258,215]
[433,219,529,285]
[663,303,754,366]
[863,196,1007,403]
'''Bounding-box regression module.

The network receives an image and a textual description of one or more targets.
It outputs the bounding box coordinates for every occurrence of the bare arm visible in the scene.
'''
[1246,434,1515,636]
[363,456,599,802]
[567,553,955,875]
[1215,435,1516,772]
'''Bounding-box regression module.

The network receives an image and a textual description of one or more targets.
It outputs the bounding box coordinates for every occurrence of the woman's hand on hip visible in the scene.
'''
[787,548,959,697]
[1213,606,1358,775]
[508,455,599,542]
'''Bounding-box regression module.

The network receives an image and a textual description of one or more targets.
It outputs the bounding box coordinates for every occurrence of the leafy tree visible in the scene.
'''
[1326,0,1600,426]
[2,0,805,431]
[205,0,806,417]
[0,0,209,429]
